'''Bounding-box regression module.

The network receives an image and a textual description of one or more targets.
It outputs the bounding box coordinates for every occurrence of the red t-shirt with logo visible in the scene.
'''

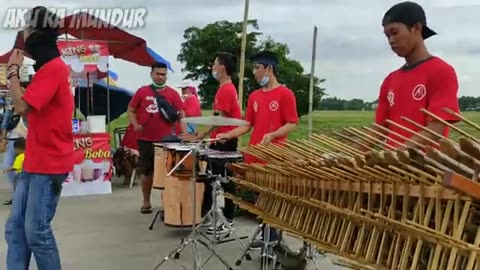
[22,57,74,174]
[375,57,460,148]
[244,85,299,163]
[210,83,242,140]
[129,85,184,141]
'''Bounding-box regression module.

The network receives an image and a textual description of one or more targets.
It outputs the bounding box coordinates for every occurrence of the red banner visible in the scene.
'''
[68,133,112,183]
[57,40,110,73]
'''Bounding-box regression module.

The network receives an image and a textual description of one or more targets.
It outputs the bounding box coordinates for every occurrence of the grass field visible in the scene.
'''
[107,111,480,147]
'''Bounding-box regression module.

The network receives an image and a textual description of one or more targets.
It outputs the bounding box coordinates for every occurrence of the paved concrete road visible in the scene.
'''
[0,163,350,269]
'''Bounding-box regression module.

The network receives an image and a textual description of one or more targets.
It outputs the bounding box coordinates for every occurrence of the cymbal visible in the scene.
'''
[182,116,249,126]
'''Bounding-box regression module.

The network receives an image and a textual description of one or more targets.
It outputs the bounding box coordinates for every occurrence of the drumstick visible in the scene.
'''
[385,119,440,147]
[442,108,480,132]
[420,108,479,142]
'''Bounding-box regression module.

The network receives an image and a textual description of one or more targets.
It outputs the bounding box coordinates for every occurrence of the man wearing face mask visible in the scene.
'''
[4,6,74,270]
[128,62,186,214]
[194,52,242,234]
[216,51,298,248]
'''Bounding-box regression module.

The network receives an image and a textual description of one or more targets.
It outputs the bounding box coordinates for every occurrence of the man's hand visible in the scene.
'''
[261,133,274,145]
[180,133,197,142]
[133,123,143,133]
[8,49,24,67]
[216,133,230,143]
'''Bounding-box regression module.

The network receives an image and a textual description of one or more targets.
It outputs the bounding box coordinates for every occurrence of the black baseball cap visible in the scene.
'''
[382,1,436,40]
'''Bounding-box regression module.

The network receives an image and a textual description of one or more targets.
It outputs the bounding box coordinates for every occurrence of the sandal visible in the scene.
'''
[140,206,152,214]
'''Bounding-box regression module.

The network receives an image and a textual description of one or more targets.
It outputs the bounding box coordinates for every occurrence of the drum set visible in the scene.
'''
[151,115,251,270]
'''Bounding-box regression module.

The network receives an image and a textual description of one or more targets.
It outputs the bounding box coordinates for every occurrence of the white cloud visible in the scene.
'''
[0,0,478,101]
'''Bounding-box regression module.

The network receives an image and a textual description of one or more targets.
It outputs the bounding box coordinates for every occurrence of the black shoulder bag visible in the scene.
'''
[149,85,180,123]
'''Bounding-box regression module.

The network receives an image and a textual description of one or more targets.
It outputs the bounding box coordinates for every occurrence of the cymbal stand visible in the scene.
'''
[153,130,233,270]
[303,242,324,270]
[198,173,249,248]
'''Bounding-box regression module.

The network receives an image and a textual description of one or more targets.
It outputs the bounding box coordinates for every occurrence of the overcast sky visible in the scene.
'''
[0,0,479,101]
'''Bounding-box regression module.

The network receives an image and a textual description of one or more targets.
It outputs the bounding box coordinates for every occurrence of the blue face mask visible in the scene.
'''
[212,71,219,80]
[259,75,269,87]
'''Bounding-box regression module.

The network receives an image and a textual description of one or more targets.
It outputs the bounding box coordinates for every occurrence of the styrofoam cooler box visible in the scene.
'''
[87,115,106,133]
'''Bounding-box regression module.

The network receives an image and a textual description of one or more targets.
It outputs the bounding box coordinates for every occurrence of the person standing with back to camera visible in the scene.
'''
[216,51,299,249]
[4,6,74,270]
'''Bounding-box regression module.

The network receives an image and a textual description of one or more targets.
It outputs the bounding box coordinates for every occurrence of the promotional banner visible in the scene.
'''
[62,133,113,197]
[57,40,110,73]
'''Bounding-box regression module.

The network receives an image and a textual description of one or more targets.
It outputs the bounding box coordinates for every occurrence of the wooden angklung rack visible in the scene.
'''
[226,108,480,270]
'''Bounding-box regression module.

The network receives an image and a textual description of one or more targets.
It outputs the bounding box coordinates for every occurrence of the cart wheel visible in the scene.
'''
[174,253,180,259]
[246,253,252,260]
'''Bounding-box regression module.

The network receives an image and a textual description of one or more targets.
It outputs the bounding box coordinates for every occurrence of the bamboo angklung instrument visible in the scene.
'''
[226,108,480,270]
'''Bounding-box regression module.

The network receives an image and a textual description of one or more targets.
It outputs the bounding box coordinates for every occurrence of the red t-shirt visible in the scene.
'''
[210,83,242,139]
[129,85,183,141]
[175,95,202,135]
[244,85,299,163]
[375,57,460,148]
[121,124,139,151]
[22,57,74,174]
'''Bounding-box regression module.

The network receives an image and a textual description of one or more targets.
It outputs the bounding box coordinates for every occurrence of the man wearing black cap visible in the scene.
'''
[5,7,73,270]
[216,51,299,249]
[373,1,460,148]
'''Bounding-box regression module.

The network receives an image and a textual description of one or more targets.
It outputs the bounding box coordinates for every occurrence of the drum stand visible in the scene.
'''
[199,174,249,248]
[152,141,234,270]
[302,243,325,270]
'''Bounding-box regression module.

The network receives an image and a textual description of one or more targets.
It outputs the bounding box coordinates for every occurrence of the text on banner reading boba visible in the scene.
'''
[74,136,111,159]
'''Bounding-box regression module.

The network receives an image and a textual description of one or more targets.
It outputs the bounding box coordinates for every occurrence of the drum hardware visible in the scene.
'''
[153,128,237,270]
[197,174,249,246]
[234,223,280,269]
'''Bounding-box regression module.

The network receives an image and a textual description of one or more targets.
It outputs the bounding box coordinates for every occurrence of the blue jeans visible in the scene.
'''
[5,172,67,270]
[2,140,16,192]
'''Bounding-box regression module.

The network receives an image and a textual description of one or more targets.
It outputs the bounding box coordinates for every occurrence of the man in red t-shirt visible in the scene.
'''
[372,2,460,149]
[127,62,186,214]
[194,52,242,234]
[4,7,74,270]
[216,51,298,248]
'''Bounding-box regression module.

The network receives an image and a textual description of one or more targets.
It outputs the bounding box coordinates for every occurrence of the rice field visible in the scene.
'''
[108,110,480,147]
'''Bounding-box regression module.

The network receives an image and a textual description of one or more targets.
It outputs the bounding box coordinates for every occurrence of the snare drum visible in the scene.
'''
[165,143,196,173]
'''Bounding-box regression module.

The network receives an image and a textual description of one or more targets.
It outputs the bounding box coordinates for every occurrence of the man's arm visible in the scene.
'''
[171,91,188,134]
[197,87,233,139]
[218,94,255,140]
[127,90,142,131]
[8,76,30,116]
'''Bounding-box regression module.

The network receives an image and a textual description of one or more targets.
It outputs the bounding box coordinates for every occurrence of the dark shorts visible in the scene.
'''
[137,140,155,176]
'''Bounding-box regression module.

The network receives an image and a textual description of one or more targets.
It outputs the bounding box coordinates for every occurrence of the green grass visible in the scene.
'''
[107,111,480,147]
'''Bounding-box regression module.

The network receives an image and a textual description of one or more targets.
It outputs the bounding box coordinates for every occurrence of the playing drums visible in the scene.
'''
[149,116,249,228]
[153,142,205,227]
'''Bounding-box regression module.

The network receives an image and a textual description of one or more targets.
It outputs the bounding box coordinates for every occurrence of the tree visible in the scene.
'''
[177,20,326,116]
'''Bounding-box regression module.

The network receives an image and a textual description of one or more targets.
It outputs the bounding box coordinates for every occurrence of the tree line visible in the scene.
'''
[177,20,325,117]
[177,19,479,115]
[318,96,480,111]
